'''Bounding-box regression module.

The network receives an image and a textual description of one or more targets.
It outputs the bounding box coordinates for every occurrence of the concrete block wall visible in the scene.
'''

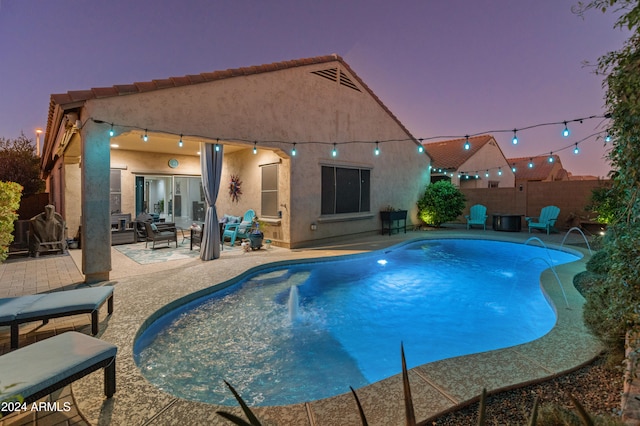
[460,180,610,230]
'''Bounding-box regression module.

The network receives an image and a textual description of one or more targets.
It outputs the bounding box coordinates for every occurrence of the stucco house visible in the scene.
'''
[507,155,569,188]
[423,135,515,188]
[40,54,431,282]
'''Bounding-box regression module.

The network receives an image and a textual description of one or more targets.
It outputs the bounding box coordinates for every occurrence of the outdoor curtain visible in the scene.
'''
[199,142,223,260]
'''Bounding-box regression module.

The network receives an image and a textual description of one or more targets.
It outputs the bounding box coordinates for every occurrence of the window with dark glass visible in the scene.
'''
[261,164,278,217]
[321,166,370,215]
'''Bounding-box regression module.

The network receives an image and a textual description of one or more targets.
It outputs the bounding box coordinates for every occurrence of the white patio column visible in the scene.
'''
[80,120,111,282]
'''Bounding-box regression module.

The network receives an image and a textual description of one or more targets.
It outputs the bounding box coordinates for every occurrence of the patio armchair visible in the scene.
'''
[465,204,488,230]
[222,209,255,247]
[526,205,560,234]
[143,221,178,249]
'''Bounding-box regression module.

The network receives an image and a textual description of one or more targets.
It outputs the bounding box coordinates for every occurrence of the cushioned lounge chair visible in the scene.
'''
[222,209,255,247]
[465,204,488,230]
[0,331,117,405]
[0,286,114,349]
[526,205,560,234]
[142,222,178,249]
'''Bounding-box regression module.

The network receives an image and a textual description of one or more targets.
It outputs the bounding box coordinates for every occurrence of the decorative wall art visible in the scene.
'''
[229,175,242,203]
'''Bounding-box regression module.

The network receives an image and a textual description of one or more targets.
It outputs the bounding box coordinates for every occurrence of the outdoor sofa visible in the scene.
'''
[0,286,114,349]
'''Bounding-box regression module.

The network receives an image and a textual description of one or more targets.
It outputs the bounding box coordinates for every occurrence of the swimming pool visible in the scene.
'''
[134,238,580,406]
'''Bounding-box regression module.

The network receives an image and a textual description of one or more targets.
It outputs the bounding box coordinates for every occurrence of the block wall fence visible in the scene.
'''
[458,180,610,230]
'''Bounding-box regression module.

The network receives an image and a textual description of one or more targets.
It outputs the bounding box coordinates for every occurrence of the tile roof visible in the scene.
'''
[46,54,419,148]
[507,155,564,181]
[423,135,494,170]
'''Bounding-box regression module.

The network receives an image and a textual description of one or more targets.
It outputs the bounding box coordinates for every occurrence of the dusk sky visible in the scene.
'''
[0,0,629,177]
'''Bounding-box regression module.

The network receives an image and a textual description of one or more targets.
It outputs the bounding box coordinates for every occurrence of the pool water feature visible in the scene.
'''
[134,239,580,407]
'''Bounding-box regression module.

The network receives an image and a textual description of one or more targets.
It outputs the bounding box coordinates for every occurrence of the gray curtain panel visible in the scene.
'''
[199,142,223,260]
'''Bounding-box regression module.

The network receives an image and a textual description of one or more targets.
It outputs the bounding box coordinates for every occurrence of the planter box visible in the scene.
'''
[380,210,407,235]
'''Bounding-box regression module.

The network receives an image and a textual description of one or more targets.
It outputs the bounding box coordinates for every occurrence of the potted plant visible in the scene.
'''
[248,216,265,250]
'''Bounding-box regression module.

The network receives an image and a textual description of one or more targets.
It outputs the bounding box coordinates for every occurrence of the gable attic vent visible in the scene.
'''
[311,68,361,92]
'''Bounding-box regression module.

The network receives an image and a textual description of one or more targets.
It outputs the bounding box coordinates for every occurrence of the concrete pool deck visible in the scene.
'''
[0,227,602,425]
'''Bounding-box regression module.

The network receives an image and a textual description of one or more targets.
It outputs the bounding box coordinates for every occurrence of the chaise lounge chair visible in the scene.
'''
[526,205,560,235]
[465,204,488,230]
[0,331,117,405]
[0,286,114,349]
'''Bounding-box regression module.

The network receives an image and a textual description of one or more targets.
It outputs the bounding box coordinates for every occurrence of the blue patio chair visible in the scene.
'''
[526,205,560,234]
[465,204,488,230]
[222,209,256,247]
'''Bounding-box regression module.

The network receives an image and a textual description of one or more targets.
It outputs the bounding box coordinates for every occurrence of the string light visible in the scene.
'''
[418,139,424,153]
[485,170,489,178]
[215,138,220,151]
[143,129,148,142]
[548,152,554,163]
[562,122,570,137]
[498,168,502,176]
[528,158,534,168]
[291,143,297,156]
[463,135,470,150]
[374,141,380,156]
[109,124,114,137]
[253,141,257,154]
[332,143,337,157]
[512,164,517,173]
[178,134,183,147]
[573,143,580,155]
[605,131,612,143]
[512,129,518,145]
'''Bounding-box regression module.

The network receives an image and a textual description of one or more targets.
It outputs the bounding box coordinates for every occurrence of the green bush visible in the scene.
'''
[586,249,611,275]
[416,181,465,227]
[0,181,22,262]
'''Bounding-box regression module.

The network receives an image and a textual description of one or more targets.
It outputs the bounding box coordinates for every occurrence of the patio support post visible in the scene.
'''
[80,120,111,282]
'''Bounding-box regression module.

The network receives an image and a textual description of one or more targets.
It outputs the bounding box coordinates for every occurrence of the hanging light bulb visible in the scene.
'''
[109,124,114,137]
[215,138,220,152]
[605,131,612,143]
[512,164,517,173]
[498,168,502,176]
[562,121,570,137]
[463,135,470,150]
[474,172,479,179]
[484,170,489,178]
[548,153,554,163]
[512,129,518,145]
[573,143,580,155]
[143,129,148,142]
[332,143,337,157]
[291,143,297,156]
[374,141,380,156]
[528,158,534,168]
[178,134,183,147]
[253,141,257,155]
[418,139,424,153]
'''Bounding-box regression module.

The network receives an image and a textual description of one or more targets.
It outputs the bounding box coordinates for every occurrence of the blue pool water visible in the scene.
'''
[134,239,580,406]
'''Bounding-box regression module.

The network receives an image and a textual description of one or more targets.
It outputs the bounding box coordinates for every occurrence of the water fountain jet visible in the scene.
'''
[288,285,299,322]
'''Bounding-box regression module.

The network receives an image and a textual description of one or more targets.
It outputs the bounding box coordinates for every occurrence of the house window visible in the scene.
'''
[110,169,121,214]
[321,166,370,215]
[261,164,278,217]
[488,181,499,188]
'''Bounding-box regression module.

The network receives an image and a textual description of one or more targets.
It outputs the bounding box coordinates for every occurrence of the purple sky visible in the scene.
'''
[0,0,629,177]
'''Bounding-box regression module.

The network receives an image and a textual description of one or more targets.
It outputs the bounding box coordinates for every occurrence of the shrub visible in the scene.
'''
[586,249,611,275]
[0,181,22,262]
[416,181,465,227]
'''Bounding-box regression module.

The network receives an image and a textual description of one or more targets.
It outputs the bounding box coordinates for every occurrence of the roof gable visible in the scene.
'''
[507,155,564,180]
[46,54,418,147]
[424,135,495,169]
